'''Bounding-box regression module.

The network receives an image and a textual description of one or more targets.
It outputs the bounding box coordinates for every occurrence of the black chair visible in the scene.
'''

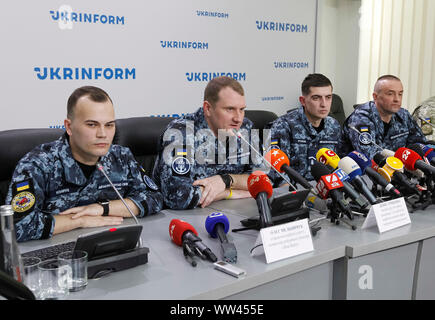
[329,93,346,126]
[113,116,175,175]
[0,128,64,205]
[245,110,278,129]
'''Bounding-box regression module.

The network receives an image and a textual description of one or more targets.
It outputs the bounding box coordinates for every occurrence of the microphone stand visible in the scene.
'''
[327,200,357,231]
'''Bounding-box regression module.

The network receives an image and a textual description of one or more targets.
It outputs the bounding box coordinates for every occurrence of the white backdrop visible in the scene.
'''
[0,0,316,130]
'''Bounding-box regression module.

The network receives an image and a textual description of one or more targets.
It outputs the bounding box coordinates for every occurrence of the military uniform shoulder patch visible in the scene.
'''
[172,156,191,175]
[11,179,36,215]
[143,174,159,191]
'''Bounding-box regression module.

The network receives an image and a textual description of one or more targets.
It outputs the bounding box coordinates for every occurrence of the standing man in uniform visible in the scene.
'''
[6,86,163,242]
[153,76,260,209]
[343,75,426,158]
[267,73,345,184]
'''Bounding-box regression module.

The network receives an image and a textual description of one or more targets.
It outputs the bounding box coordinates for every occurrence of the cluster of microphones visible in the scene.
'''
[168,141,435,266]
[169,212,237,267]
[245,143,435,231]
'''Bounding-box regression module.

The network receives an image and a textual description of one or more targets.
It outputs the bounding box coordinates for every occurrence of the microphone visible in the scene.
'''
[381,149,396,158]
[316,148,340,169]
[419,144,435,166]
[169,219,218,263]
[265,149,314,191]
[232,129,296,189]
[205,212,237,263]
[326,166,368,209]
[395,147,435,176]
[311,162,353,220]
[347,151,402,198]
[97,162,142,247]
[337,157,379,205]
[373,153,421,195]
[247,171,274,228]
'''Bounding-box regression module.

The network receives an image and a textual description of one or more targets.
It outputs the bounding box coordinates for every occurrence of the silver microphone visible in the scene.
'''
[96,162,142,247]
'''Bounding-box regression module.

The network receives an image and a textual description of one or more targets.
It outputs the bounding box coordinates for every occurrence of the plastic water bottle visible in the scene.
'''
[0,205,23,282]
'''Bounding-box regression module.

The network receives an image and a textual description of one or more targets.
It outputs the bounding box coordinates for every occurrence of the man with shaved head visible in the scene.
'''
[343,75,426,158]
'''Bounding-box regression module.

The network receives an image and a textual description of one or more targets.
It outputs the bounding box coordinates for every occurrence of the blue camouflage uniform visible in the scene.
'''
[6,134,163,242]
[343,101,426,159]
[152,107,260,210]
[267,106,345,184]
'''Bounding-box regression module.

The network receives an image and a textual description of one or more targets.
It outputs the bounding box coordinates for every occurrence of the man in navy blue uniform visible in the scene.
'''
[153,76,260,210]
[267,73,345,184]
[343,75,426,158]
[6,86,163,241]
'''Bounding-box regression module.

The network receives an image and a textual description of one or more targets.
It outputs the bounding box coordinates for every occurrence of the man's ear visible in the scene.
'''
[203,100,212,117]
[64,118,72,136]
[299,95,306,107]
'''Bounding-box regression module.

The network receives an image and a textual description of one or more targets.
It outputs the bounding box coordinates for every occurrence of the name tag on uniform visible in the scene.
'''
[390,131,409,140]
[98,181,129,190]
[319,140,339,144]
[296,139,307,144]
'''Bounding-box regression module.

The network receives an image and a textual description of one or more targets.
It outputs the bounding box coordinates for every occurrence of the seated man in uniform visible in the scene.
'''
[267,73,345,184]
[343,75,426,158]
[6,86,163,242]
[153,76,260,209]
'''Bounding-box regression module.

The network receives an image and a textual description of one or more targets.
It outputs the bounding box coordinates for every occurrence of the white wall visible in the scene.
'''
[357,0,435,112]
[315,0,362,117]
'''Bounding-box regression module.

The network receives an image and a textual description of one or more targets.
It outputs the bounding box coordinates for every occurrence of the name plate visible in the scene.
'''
[361,197,411,233]
[256,219,314,264]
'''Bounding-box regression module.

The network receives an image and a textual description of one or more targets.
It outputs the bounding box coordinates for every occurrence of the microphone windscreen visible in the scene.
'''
[381,149,395,158]
[316,148,340,169]
[420,144,435,159]
[205,212,230,238]
[310,161,331,181]
[169,218,198,246]
[394,147,422,171]
[373,153,387,166]
[264,149,290,173]
[407,144,425,157]
[347,151,371,171]
[247,171,273,199]
[337,157,363,180]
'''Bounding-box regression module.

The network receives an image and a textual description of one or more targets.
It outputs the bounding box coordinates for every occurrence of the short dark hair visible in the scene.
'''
[67,86,113,119]
[204,76,244,106]
[301,73,333,96]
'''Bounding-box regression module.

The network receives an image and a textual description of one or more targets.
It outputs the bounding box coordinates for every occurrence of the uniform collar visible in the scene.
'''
[59,134,112,186]
[370,101,405,125]
[298,106,325,136]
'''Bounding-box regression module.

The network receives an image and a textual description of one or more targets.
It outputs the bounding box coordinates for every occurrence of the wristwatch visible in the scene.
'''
[98,200,110,216]
[220,174,233,189]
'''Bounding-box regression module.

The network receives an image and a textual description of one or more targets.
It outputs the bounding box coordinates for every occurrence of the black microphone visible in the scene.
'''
[205,212,237,263]
[311,162,354,220]
[97,162,142,247]
[169,219,218,263]
[247,171,274,228]
[373,153,421,195]
[325,165,368,209]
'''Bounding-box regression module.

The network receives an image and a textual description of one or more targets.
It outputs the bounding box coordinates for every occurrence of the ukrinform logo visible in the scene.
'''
[160,41,209,50]
[50,5,125,30]
[186,72,246,82]
[256,21,308,32]
[34,67,135,80]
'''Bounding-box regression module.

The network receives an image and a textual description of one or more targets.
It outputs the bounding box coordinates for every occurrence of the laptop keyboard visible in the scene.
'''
[22,241,76,261]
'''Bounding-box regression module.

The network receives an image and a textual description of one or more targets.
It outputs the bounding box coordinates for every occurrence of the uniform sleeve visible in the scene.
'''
[344,112,379,159]
[152,124,202,210]
[6,159,54,242]
[122,149,163,217]
[406,112,427,145]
